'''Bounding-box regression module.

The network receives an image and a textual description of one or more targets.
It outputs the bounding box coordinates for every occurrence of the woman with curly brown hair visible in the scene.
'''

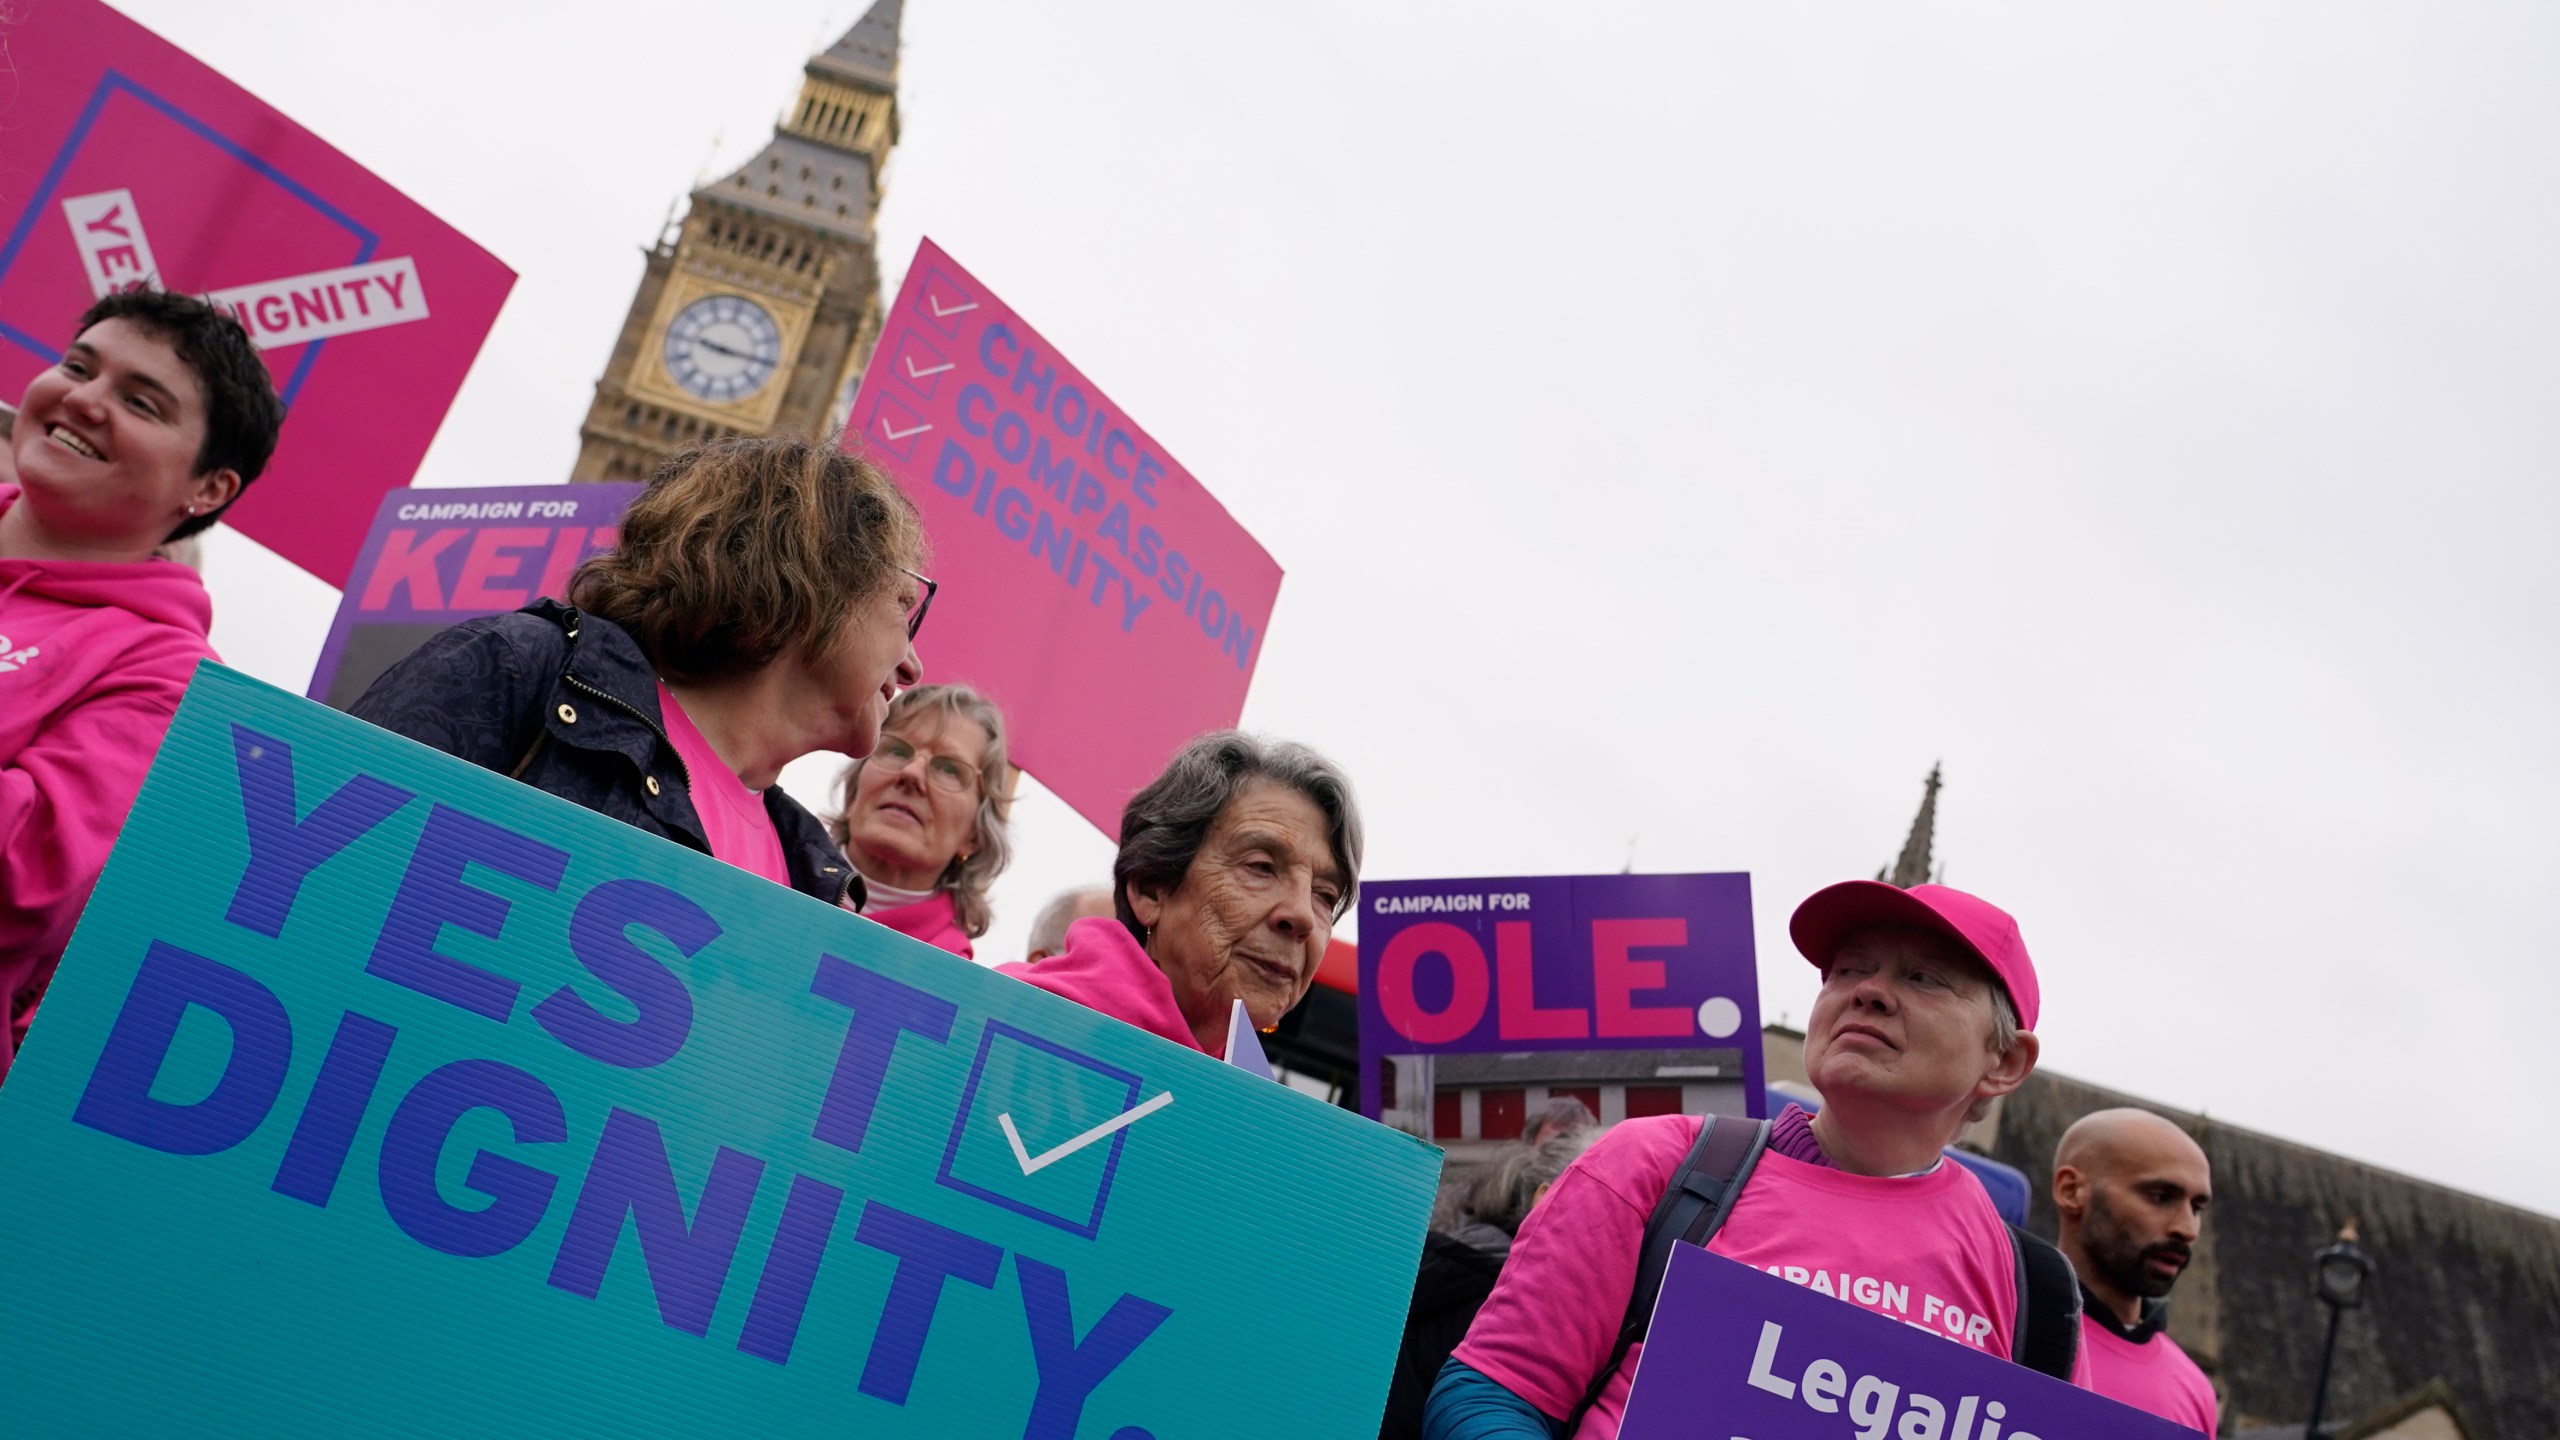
[826,682,1014,958]
[350,435,928,908]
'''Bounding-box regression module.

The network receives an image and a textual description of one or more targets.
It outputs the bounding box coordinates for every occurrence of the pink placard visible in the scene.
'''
[850,239,1282,835]
[0,0,514,588]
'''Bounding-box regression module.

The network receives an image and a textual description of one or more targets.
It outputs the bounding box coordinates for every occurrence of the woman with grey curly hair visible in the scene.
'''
[829,683,1014,958]
[1002,729,1361,1056]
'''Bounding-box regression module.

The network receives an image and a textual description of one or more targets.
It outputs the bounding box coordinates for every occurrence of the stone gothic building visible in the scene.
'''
[569,0,904,482]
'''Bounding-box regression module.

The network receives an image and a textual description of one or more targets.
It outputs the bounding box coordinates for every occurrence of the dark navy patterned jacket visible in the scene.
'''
[347,598,863,909]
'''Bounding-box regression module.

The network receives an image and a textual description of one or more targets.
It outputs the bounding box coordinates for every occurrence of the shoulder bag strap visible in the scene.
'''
[2006,1223,2084,1380]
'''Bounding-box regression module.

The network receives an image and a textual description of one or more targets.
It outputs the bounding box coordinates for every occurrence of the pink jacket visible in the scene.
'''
[0,485,217,1082]
[864,888,974,960]
[998,916,1216,1056]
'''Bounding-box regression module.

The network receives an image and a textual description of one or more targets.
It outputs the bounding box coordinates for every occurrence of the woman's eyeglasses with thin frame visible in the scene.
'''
[869,733,979,795]
[900,567,938,640]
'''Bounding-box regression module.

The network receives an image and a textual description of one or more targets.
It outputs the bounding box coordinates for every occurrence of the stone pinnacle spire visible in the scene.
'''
[811,0,903,92]
[1879,763,1942,889]
[701,0,905,245]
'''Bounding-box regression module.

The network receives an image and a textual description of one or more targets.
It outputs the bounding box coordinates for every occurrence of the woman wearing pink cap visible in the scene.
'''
[1425,881,2078,1440]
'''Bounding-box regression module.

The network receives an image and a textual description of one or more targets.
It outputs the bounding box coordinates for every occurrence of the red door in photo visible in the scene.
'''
[1625,1086,1684,1119]
[1550,1086,1601,1120]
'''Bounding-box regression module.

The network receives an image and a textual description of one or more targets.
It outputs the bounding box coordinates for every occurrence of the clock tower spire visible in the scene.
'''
[570,0,905,481]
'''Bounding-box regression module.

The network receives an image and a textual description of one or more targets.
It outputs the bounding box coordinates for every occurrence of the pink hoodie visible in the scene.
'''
[0,484,216,1082]
[998,915,1219,1057]
[865,888,975,960]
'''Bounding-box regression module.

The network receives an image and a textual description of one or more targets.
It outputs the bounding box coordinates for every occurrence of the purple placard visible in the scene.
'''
[1355,873,1762,1121]
[307,483,641,709]
[1621,1246,2191,1440]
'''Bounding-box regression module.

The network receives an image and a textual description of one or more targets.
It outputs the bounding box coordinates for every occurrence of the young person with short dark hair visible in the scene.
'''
[0,289,284,1081]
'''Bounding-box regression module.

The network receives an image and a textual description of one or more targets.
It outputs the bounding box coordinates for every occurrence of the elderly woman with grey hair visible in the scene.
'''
[1000,730,1361,1056]
[829,683,1014,959]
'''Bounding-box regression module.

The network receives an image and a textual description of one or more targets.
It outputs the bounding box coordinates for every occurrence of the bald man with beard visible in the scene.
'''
[2053,1108,2218,1433]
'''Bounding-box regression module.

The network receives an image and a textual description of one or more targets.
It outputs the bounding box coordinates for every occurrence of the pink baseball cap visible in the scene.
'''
[1788,881,2040,1031]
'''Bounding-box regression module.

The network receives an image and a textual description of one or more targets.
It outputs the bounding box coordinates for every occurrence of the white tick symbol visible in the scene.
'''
[997,1092,1174,1175]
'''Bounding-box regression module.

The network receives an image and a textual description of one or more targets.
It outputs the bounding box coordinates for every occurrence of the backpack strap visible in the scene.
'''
[2006,1223,2083,1380]
[1565,1115,1772,1433]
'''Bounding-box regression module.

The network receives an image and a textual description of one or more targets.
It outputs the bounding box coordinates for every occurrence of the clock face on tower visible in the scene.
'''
[662,294,784,403]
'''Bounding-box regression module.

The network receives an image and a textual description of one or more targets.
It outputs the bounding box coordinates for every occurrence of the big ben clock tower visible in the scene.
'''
[570,0,903,481]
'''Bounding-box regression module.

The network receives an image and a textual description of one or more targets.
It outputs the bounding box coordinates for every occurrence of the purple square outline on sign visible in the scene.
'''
[935,1020,1143,1240]
[864,385,932,463]
[913,265,977,339]
[890,328,952,402]
[0,71,375,408]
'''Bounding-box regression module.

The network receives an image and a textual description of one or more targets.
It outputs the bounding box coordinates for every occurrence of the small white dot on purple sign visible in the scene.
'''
[1697,997,1742,1039]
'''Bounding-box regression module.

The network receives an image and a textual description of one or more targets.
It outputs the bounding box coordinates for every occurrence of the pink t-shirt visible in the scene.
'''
[655,683,788,885]
[2081,1313,2216,1434]
[1453,1114,2026,1439]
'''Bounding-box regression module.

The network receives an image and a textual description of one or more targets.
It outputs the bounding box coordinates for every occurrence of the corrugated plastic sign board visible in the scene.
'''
[0,0,515,587]
[846,238,1283,839]
[1618,1247,2195,1440]
[0,666,1438,1439]
[307,483,642,709]
[1355,874,1765,1121]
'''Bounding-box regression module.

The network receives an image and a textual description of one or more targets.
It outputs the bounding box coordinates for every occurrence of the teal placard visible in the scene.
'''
[0,665,1439,1439]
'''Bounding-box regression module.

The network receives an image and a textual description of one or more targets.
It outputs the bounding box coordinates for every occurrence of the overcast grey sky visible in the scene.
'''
[124,0,2560,1215]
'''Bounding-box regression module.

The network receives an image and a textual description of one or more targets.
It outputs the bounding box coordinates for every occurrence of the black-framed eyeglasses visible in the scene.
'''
[869,733,981,796]
[900,567,938,641]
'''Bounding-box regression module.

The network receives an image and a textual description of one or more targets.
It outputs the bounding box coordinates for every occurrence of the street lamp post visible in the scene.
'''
[2303,1221,2374,1439]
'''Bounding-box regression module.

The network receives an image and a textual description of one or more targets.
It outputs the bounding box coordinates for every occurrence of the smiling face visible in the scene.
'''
[1804,928,2022,1120]
[7,318,238,559]
[1128,781,1345,1042]
[840,711,990,892]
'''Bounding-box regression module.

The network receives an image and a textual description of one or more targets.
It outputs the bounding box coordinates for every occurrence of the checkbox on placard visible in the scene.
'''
[865,390,932,463]
[915,265,978,339]
[937,1022,1162,1240]
[891,330,954,402]
[0,75,369,404]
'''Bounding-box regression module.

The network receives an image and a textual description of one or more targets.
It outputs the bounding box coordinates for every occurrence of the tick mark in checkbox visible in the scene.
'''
[937,1022,1155,1239]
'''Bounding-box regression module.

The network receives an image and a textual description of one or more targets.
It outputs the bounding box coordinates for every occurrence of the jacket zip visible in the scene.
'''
[560,670,689,784]
[558,669,705,859]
